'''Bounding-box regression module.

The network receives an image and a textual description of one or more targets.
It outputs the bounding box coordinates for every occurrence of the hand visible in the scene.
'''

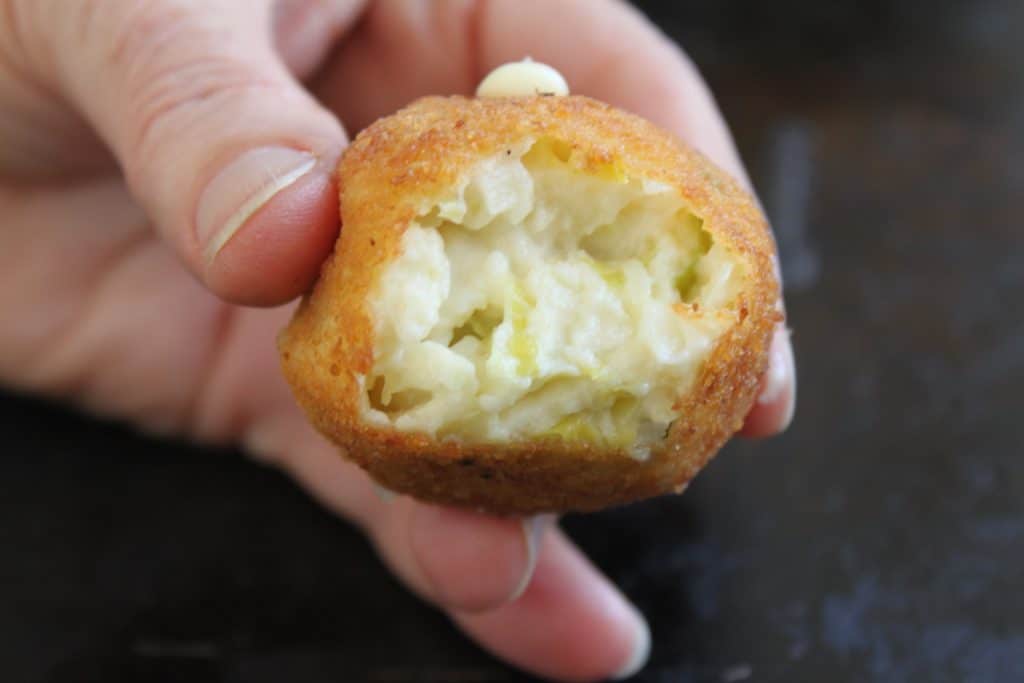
[0,1,795,679]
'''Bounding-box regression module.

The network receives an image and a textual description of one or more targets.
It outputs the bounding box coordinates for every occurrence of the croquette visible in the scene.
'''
[278,94,779,514]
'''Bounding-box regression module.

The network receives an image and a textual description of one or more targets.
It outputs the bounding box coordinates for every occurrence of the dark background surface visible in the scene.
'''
[3,0,1023,681]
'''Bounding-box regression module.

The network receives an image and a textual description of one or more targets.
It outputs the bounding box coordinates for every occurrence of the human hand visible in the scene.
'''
[0,1,794,679]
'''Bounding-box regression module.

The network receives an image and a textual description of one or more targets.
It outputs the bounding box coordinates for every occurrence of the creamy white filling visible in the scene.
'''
[362,139,743,458]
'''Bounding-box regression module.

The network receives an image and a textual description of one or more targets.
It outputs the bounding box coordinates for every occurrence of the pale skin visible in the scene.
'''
[0,1,795,680]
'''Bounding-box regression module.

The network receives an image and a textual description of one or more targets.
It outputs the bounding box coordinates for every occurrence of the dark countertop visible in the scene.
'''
[4,1,1023,681]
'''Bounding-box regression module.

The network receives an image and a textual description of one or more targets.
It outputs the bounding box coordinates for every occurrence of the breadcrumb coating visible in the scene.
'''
[279,95,779,514]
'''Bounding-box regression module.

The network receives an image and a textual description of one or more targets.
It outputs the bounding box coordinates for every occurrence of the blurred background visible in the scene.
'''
[3,0,1022,680]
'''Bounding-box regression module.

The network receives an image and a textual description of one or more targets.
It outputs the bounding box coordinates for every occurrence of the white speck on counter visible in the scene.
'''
[721,663,753,682]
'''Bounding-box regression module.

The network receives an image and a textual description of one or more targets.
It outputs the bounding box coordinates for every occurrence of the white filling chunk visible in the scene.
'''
[475,59,570,98]
[363,139,743,458]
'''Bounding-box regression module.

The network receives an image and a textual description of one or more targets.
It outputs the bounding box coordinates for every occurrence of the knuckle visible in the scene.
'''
[0,0,60,75]
[126,55,276,164]
[108,5,281,179]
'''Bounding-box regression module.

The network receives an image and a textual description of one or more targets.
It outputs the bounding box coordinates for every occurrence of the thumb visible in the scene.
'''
[41,0,346,305]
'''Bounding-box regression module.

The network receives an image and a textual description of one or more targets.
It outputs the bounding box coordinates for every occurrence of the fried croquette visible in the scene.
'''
[278,94,780,514]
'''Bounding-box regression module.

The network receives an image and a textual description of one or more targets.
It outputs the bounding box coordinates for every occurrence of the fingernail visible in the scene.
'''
[243,423,279,464]
[373,483,397,503]
[758,326,796,428]
[197,147,317,263]
[612,609,651,680]
[508,514,555,602]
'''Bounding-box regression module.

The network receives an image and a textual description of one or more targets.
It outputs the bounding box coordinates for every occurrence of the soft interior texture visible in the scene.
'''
[362,138,744,459]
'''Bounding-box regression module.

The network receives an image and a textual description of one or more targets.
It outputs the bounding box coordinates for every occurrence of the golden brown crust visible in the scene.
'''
[279,95,779,514]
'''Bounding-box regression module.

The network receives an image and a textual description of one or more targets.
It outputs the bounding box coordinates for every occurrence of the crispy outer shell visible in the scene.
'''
[279,95,780,514]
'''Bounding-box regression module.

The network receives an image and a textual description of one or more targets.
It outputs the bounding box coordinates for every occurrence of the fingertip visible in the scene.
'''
[455,529,650,681]
[408,505,539,613]
[740,325,796,438]
[611,611,651,681]
[203,161,339,306]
